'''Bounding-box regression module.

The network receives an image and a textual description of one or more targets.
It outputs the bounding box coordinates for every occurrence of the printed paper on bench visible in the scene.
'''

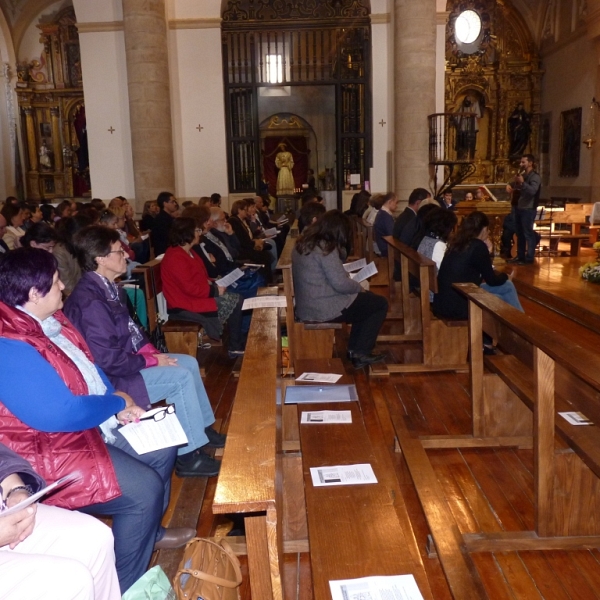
[242,296,287,310]
[310,463,377,487]
[301,410,352,424]
[296,372,342,383]
[284,384,358,404]
[329,574,424,600]
[559,411,594,425]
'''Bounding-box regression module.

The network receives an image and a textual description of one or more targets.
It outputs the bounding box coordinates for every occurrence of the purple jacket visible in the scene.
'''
[64,272,152,408]
[0,443,45,493]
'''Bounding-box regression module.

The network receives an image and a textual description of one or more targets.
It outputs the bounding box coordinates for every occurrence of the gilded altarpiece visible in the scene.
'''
[445,0,543,184]
[16,7,88,200]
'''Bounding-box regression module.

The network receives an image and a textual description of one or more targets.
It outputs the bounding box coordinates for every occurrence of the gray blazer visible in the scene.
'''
[292,245,362,322]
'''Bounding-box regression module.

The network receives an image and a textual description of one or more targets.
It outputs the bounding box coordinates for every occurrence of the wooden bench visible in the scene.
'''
[133,259,200,359]
[276,235,341,369]
[542,233,589,256]
[371,236,468,376]
[212,301,287,599]
[352,215,375,262]
[453,282,600,550]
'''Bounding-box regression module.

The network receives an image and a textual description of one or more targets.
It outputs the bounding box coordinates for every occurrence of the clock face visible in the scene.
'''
[455,10,482,45]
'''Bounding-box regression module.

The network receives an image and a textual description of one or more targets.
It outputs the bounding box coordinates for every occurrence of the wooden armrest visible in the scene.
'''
[302,321,343,330]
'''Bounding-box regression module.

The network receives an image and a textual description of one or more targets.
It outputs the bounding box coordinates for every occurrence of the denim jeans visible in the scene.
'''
[515,207,537,261]
[481,280,524,312]
[80,435,177,592]
[140,353,215,454]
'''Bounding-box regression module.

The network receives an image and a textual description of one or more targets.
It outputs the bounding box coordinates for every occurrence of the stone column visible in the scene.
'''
[122,0,175,209]
[393,0,437,204]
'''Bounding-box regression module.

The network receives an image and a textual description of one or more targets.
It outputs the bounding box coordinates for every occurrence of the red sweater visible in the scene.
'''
[161,246,218,313]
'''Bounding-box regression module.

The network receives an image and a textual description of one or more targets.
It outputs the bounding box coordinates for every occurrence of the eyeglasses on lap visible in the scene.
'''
[140,404,176,422]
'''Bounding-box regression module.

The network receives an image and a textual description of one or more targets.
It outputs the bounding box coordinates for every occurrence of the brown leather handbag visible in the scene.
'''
[173,538,243,600]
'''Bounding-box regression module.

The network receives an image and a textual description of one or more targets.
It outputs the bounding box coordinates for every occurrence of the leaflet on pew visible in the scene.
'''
[301,410,352,424]
[119,408,188,454]
[329,574,424,600]
[0,472,79,518]
[310,464,377,486]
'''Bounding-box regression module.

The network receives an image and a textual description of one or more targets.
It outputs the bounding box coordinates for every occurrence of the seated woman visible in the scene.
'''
[228,199,273,281]
[0,248,193,593]
[433,210,523,322]
[65,225,223,478]
[140,200,159,232]
[372,192,398,257]
[1,203,26,250]
[20,221,59,253]
[416,207,457,270]
[160,218,246,359]
[0,443,121,600]
[292,210,389,369]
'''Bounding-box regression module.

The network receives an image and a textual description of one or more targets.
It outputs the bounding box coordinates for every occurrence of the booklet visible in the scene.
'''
[301,410,352,424]
[343,258,367,272]
[263,227,278,238]
[559,411,594,426]
[119,411,188,454]
[329,574,424,600]
[0,472,79,518]
[296,372,342,383]
[215,268,244,288]
[284,384,358,404]
[349,261,378,283]
[242,296,287,310]
[310,463,377,487]
[276,215,289,224]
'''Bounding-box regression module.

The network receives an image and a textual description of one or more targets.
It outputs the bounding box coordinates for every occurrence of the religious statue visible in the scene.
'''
[508,102,531,158]
[39,139,52,169]
[275,143,295,196]
[455,95,482,160]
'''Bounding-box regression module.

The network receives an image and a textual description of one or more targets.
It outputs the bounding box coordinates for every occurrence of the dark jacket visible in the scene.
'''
[433,239,508,320]
[65,271,153,408]
[150,210,174,256]
[392,206,417,240]
[0,443,45,493]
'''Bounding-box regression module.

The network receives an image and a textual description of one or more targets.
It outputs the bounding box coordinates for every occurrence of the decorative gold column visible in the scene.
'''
[50,107,63,172]
[393,0,437,203]
[24,108,38,170]
[122,0,175,209]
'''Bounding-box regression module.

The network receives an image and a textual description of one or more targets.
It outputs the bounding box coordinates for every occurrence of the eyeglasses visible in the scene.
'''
[140,404,176,422]
[106,249,126,257]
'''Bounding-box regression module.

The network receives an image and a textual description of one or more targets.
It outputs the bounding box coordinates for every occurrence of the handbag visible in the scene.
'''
[122,566,175,600]
[173,538,243,600]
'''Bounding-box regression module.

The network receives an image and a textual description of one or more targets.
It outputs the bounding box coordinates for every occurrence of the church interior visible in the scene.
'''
[2,1,600,599]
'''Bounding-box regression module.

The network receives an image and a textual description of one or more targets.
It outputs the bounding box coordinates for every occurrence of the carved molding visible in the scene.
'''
[76,21,124,33]
[371,13,390,25]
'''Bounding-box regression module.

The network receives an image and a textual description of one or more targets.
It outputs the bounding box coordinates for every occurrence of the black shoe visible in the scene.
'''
[154,527,196,550]
[506,257,521,263]
[352,353,386,369]
[175,449,220,477]
[204,426,226,448]
[483,345,497,356]
[516,259,534,265]
[228,349,245,359]
[346,350,356,360]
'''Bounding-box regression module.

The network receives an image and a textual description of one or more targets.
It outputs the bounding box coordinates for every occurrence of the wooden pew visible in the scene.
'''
[352,215,375,262]
[453,282,600,550]
[132,259,200,359]
[371,236,468,376]
[212,301,286,599]
[276,236,341,369]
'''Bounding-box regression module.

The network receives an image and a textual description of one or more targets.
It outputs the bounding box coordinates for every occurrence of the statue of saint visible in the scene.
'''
[275,143,295,196]
[39,139,52,169]
[508,102,531,158]
[455,95,482,160]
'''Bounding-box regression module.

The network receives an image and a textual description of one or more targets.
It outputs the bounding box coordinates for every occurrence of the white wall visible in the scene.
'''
[168,26,229,200]
[541,35,596,201]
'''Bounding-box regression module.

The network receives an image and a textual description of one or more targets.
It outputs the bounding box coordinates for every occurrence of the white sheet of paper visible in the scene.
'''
[296,372,342,383]
[301,410,352,424]
[329,574,424,600]
[215,268,244,288]
[350,173,361,185]
[264,227,278,238]
[350,261,378,283]
[310,463,377,487]
[343,258,367,272]
[0,473,79,518]
[559,411,594,425]
[277,215,289,224]
[119,413,188,454]
[242,296,287,310]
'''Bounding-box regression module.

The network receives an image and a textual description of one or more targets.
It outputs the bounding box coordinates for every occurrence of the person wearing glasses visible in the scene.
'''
[64,225,224,479]
[0,248,194,594]
[151,191,180,256]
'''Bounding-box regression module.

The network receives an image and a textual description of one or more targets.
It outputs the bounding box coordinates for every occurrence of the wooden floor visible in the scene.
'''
[156,248,600,599]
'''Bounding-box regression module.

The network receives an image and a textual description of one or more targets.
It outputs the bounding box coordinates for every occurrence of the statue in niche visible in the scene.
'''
[39,139,52,169]
[275,143,295,195]
[455,94,482,160]
[508,102,531,158]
